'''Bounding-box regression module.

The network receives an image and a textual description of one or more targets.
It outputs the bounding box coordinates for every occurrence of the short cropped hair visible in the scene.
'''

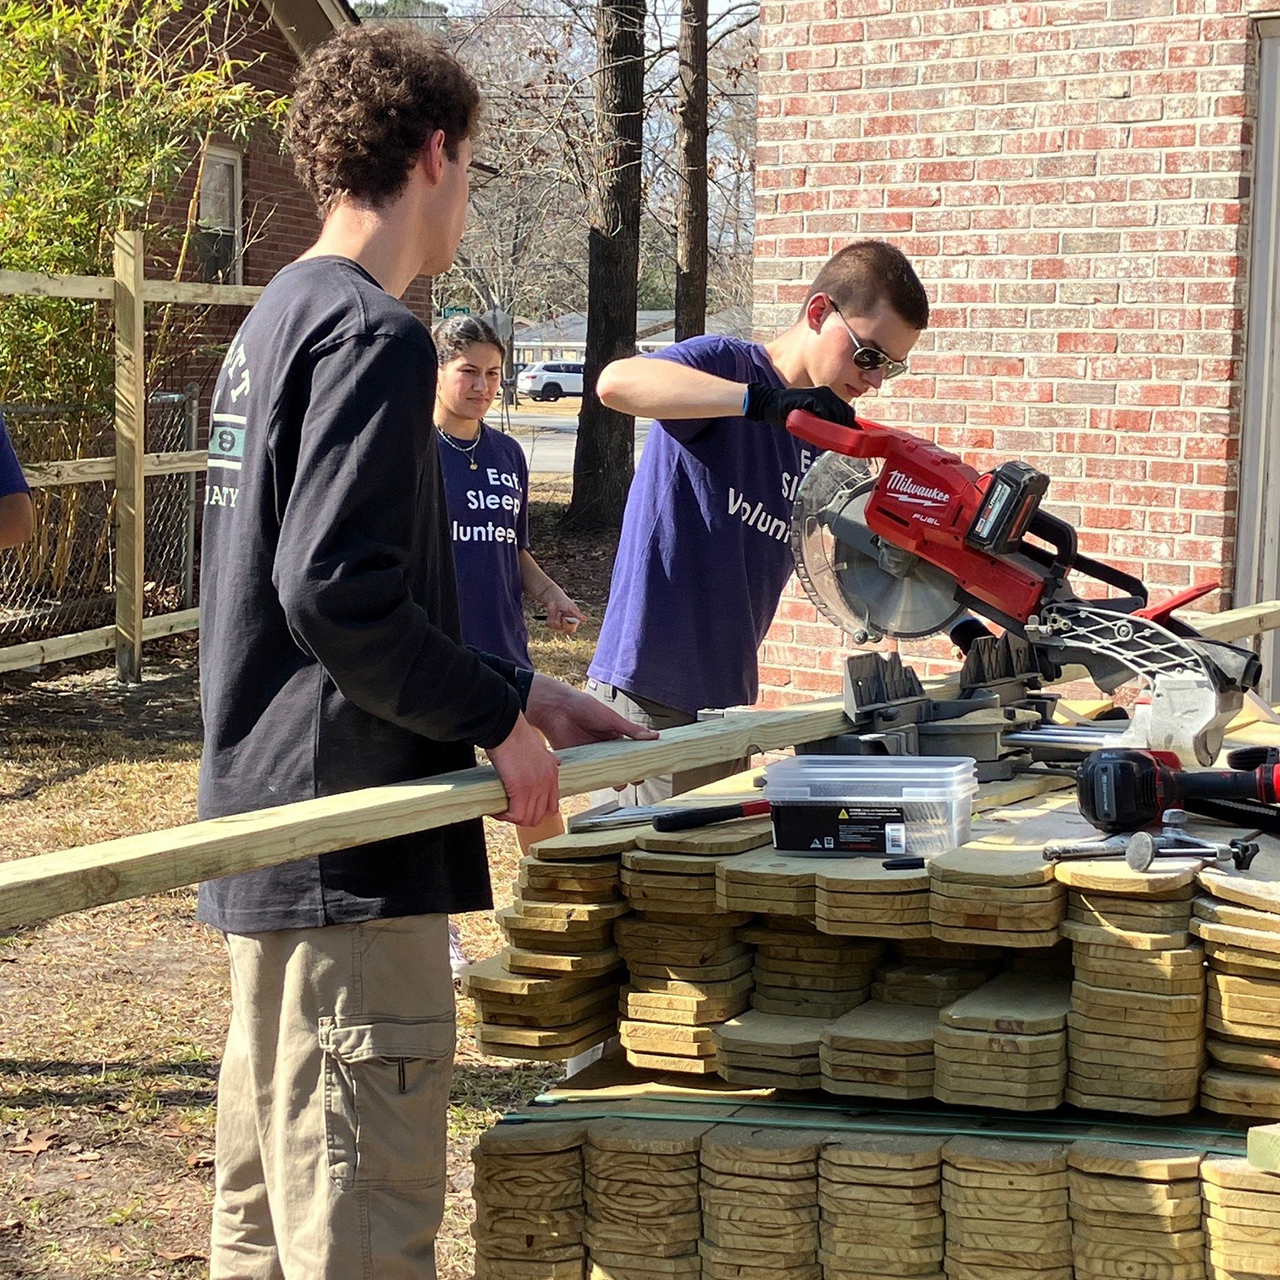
[805,241,930,330]
[287,25,481,216]
[433,315,503,364]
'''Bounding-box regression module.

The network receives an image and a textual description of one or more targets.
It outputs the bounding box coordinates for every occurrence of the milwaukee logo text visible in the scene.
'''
[885,470,950,507]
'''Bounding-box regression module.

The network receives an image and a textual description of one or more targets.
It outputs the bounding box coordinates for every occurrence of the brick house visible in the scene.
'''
[165,0,429,348]
[751,2,1280,702]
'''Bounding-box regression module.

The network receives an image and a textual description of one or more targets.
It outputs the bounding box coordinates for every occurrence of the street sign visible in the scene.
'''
[442,306,471,317]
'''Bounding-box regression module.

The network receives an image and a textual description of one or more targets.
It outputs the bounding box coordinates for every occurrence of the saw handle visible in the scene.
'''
[784,408,902,458]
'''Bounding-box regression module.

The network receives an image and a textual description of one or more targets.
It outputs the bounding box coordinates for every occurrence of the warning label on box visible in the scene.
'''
[772,804,908,856]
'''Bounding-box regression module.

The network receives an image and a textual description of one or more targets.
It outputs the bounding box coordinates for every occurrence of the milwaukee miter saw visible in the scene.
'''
[786,410,1262,767]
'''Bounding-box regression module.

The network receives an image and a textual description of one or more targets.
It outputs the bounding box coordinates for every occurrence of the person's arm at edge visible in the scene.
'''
[0,492,33,549]
[596,356,746,420]
[518,548,582,633]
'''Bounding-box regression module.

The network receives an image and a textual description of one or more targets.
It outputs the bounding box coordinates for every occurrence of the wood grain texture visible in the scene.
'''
[0,697,851,928]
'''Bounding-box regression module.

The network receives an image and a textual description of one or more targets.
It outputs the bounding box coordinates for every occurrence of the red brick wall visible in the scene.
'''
[752,0,1267,706]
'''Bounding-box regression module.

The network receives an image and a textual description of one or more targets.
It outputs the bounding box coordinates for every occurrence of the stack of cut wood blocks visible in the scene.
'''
[1059,858,1206,1115]
[471,1118,587,1280]
[1066,1141,1204,1280]
[818,1133,943,1280]
[582,1116,706,1279]
[742,922,881,1018]
[941,1137,1071,1280]
[615,914,752,1075]
[1197,864,1280,1121]
[933,970,1071,1111]
[1202,1155,1280,1280]
[465,824,633,1060]
[473,1110,1280,1280]
[820,999,940,1099]
[929,845,1065,949]
[713,1011,824,1089]
[698,1123,827,1279]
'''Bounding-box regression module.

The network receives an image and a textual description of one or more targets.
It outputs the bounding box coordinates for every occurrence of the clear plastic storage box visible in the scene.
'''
[763,755,979,858]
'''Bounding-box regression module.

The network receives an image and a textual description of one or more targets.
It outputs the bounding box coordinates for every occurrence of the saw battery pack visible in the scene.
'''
[763,756,978,858]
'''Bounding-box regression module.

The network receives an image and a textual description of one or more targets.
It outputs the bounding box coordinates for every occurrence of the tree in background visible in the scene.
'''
[566,0,645,530]
[0,0,283,611]
[0,0,283,409]
[674,0,707,341]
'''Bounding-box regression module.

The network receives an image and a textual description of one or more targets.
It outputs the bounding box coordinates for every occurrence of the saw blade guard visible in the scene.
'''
[791,453,963,641]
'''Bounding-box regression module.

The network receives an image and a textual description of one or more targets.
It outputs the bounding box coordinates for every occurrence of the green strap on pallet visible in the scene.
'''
[501,1090,1248,1156]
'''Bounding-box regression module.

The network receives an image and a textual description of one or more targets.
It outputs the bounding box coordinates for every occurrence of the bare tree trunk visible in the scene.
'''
[674,0,708,342]
[566,0,645,532]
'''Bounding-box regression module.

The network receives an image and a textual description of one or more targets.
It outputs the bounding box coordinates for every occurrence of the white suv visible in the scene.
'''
[516,361,584,401]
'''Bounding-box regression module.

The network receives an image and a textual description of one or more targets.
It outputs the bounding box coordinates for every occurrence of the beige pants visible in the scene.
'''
[210,915,455,1280]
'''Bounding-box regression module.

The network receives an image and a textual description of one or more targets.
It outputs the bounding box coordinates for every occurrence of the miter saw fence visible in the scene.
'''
[797,643,1050,781]
[787,409,1262,766]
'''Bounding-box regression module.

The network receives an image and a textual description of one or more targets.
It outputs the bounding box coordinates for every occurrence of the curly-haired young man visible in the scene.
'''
[197,25,652,1279]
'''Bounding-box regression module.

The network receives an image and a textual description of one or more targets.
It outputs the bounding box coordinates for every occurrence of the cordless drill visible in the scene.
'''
[1076,747,1280,835]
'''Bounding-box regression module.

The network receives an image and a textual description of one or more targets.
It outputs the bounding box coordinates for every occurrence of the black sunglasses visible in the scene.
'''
[829,301,908,379]
[467,159,501,190]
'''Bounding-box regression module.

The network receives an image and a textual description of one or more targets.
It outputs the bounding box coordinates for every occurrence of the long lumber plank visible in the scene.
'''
[2,600,1277,930]
[0,698,850,929]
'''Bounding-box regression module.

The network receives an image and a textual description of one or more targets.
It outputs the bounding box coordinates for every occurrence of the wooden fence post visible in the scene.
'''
[113,230,146,683]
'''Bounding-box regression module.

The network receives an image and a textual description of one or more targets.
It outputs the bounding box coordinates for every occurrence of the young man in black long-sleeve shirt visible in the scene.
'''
[198,26,652,1279]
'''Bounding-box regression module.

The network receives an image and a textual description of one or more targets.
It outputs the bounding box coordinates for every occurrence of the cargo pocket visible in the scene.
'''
[319,1015,455,1190]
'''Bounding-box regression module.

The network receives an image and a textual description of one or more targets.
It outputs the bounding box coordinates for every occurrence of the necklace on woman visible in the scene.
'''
[436,422,483,470]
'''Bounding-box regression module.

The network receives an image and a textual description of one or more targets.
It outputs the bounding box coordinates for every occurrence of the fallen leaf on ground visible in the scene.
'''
[8,1130,57,1157]
[186,1151,214,1168]
[155,1249,205,1263]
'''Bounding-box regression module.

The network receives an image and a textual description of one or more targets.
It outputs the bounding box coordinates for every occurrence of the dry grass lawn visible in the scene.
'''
[0,474,619,1279]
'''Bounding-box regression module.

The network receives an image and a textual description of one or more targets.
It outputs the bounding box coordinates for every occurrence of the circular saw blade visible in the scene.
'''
[791,453,964,640]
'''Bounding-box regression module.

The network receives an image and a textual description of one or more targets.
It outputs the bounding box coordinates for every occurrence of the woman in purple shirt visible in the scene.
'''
[433,316,582,670]
[433,315,583,975]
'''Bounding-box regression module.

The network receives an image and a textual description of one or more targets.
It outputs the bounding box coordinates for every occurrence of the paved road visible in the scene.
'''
[498,409,654,475]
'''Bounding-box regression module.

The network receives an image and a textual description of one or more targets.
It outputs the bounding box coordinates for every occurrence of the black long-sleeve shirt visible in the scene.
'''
[197,257,523,933]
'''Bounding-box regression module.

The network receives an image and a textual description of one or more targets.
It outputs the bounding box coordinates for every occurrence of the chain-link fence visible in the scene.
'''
[0,388,200,649]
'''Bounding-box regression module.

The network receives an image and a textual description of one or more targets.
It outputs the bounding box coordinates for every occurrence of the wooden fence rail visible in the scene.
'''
[2,598,1278,933]
[0,237,263,679]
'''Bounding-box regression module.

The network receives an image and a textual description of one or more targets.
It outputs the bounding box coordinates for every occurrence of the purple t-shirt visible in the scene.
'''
[589,335,817,713]
[0,414,29,498]
[440,423,532,668]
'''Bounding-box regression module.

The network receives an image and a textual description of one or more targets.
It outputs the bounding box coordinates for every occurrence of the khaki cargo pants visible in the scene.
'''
[210,914,455,1280]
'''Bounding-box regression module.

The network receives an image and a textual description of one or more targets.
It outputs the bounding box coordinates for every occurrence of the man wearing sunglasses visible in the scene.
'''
[585,239,928,805]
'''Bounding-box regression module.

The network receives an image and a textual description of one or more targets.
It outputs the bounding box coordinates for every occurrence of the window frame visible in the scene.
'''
[196,145,244,286]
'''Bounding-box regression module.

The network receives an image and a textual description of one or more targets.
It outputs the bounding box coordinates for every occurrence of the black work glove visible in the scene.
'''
[743,383,856,430]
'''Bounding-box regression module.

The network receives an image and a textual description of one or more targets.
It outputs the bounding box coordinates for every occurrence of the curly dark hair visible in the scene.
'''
[806,240,930,330]
[287,24,481,216]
